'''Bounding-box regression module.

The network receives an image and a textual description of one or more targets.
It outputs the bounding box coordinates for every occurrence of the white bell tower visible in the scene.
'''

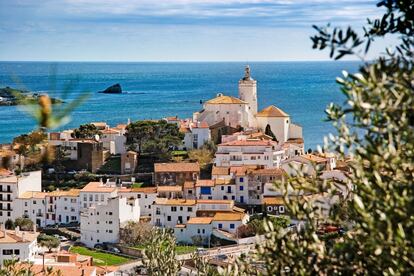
[238,65,258,115]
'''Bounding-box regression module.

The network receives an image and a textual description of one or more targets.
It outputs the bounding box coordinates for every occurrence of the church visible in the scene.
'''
[193,66,303,144]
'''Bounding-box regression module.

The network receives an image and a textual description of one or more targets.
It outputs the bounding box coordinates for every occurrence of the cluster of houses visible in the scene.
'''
[0,66,353,270]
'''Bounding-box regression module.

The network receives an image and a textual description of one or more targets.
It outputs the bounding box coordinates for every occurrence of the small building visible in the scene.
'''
[80,196,140,248]
[45,189,81,226]
[118,187,157,217]
[154,162,200,186]
[15,191,47,227]
[120,151,138,174]
[0,228,39,264]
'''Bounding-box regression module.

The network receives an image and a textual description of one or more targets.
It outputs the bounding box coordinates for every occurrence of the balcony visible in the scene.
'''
[0,198,12,202]
[0,207,12,211]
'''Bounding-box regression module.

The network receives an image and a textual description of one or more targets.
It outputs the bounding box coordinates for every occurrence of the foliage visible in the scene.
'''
[264,124,278,142]
[69,246,131,266]
[126,120,184,160]
[142,229,182,276]
[72,123,101,139]
[37,234,60,253]
[14,217,34,231]
[191,252,220,276]
[120,221,153,246]
[5,219,14,230]
[188,148,213,169]
[228,1,414,275]
[245,215,290,236]
[0,258,61,276]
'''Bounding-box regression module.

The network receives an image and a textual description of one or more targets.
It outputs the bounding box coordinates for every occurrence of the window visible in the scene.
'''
[239,177,244,182]
[83,195,87,201]
[227,186,231,193]
[257,186,261,190]
[200,187,212,195]
[188,190,193,194]
[14,249,20,255]
[239,186,244,191]
[223,195,228,200]
[279,206,285,213]
[64,198,67,201]
[231,196,235,200]
[33,200,37,204]
[171,206,177,212]
[89,195,93,201]
[221,186,224,191]
[95,195,98,201]
[197,229,201,234]
[167,216,171,221]
[108,230,113,233]
[180,207,183,211]
[202,229,205,234]
[218,223,223,229]
[108,212,113,215]
[3,249,13,255]
[101,194,104,201]
[250,156,256,160]
[240,196,244,203]
[24,202,28,207]
[187,207,192,212]
[138,194,141,198]
[267,206,273,212]
[230,224,235,229]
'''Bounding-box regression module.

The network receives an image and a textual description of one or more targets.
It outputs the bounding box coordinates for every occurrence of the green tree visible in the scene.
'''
[72,123,101,139]
[141,229,182,275]
[228,1,414,275]
[264,124,278,142]
[37,234,60,253]
[5,219,14,230]
[14,217,34,231]
[126,120,184,159]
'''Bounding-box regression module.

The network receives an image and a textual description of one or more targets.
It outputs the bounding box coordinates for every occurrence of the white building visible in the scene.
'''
[181,121,211,150]
[80,196,140,248]
[0,228,39,264]
[0,171,42,224]
[282,153,336,177]
[80,182,118,209]
[45,189,81,226]
[215,139,284,168]
[100,128,127,155]
[118,187,157,217]
[193,66,303,144]
[15,192,47,227]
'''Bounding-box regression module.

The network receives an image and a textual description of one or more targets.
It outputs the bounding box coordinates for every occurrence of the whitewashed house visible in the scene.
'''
[214,140,284,168]
[15,192,47,227]
[45,189,81,226]
[0,171,42,224]
[80,197,140,248]
[0,227,39,264]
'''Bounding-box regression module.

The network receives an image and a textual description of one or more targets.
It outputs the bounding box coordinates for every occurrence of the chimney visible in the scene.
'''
[15,226,20,236]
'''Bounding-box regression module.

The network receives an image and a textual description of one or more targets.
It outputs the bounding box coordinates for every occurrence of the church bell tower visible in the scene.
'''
[238,65,258,115]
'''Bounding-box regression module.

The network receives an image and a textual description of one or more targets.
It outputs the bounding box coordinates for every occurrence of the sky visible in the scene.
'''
[0,0,396,61]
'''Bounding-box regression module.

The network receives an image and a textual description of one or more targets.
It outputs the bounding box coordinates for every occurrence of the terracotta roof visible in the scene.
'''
[48,189,81,197]
[81,182,117,193]
[157,185,183,192]
[183,181,195,189]
[197,199,233,205]
[250,168,285,176]
[263,197,285,205]
[192,121,209,128]
[214,178,234,185]
[19,191,48,199]
[206,95,247,105]
[179,126,191,133]
[101,129,120,134]
[129,187,158,194]
[154,162,200,172]
[0,230,39,244]
[195,179,214,187]
[22,264,96,276]
[219,140,277,147]
[0,168,13,177]
[0,175,18,184]
[175,224,187,228]
[256,105,289,117]
[212,166,230,176]
[301,154,328,163]
[187,217,213,224]
[155,198,196,206]
[286,138,304,144]
[213,212,245,221]
[165,116,179,121]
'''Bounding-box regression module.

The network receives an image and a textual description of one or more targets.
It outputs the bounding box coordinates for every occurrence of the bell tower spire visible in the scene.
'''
[238,65,258,115]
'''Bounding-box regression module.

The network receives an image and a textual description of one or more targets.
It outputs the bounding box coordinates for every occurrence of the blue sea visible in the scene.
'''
[0,61,359,149]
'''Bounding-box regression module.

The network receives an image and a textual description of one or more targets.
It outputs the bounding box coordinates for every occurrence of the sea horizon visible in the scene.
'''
[0,60,360,148]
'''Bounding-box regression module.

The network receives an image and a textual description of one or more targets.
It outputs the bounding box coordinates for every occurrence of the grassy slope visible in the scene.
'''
[70,246,131,266]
